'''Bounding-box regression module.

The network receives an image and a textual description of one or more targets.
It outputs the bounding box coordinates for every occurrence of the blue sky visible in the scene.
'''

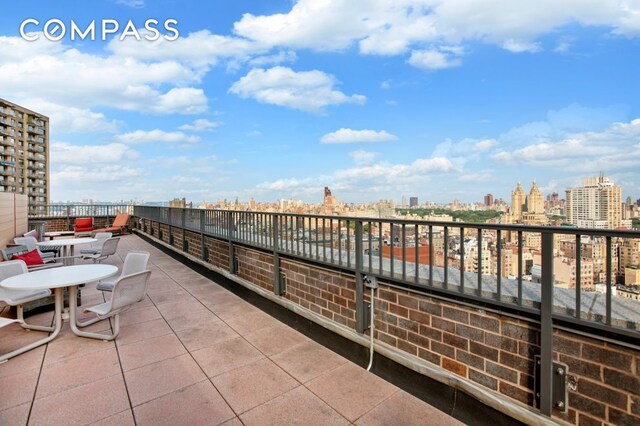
[1,0,639,204]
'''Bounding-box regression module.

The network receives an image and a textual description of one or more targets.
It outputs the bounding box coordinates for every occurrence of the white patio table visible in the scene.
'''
[37,237,97,265]
[0,264,117,362]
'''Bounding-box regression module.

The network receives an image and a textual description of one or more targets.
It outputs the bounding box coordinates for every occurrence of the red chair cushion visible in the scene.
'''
[74,217,93,232]
[11,249,44,266]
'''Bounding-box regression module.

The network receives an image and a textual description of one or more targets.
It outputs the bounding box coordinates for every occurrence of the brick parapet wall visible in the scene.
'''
[134,223,639,426]
[282,259,357,330]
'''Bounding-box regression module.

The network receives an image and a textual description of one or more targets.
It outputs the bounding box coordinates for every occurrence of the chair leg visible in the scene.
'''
[17,304,55,332]
[1,289,63,363]
[75,314,108,328]
[70,313,119,341]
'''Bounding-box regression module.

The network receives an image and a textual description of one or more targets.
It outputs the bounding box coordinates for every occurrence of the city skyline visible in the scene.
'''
[1,1,639,203]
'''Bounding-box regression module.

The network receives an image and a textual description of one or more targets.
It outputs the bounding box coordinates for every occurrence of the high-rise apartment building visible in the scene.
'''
[0,98,49,214]
[565,175,622,229]
[409,196,418,207]
[484,193,493,207]
[323,186,336,215]
[527,181,544,214]
[511,182,526,218]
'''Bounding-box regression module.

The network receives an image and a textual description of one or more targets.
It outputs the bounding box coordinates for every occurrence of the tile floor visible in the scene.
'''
[0,235,462,425]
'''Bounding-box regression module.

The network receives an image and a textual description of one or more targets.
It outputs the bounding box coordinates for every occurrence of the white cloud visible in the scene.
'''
[20,99,118,134]
[457,173,493,183]
[233,0,640,58]
[473,139,498,152]
[113,129,200,145]
[348,150,379,165]
[408,48,462,70]
[229,66,366,114]
[255,156,454,199]
[492,118,640,171]
[179,119,220,132]
[321,128,397,144]
[106,29,262,70]
[502,39,541,53]
[248,50,297,66]
[115,0,144,8]
[0,34,207,116]
[54,164,142,182]
[51,142,138,165]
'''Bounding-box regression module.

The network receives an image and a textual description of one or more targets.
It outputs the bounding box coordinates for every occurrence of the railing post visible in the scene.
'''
[539,231,554,416]
[168,208,173,244]
[65,205,70,231]
[273,214,284,295]
[181,208,187,252]
[200,209,206,261]
[355,220,366,333]
[228,212,237,274]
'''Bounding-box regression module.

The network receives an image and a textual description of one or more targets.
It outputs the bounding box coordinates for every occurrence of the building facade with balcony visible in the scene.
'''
[0,98,49,215]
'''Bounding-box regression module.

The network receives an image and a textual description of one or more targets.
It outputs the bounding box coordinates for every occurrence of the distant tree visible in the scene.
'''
[396,208,503,223]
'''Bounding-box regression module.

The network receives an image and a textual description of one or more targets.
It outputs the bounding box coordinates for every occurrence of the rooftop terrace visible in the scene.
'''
[0,234,462,425]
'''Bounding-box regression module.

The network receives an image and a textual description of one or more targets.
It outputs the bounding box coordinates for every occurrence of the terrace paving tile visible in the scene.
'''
[240,386,349,426]
[0,368,39,411]
[208,300,262,321]
[174,320,239,352]
[118,304,163,325]
[36,347,121,399]
[271,340,349,383]
[192,336,265,378]
[43,331,114,365]
[124,353,206,407]
[0,343,45,379]
[0,402,30,425]
[29,375,129,426]
[244,323,310,356]
[211,357,299,414]
[114,317,173,347]
[224,309,282,335]
[133,380,235,426]
[355,390,463,425]
[118,333,186,371]
[306,362,398,422]
[90,409,135,426]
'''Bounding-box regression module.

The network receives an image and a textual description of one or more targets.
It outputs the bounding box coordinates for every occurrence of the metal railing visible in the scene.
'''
[135,207,639,334]
[28,204,133,218]
[135,206,639,416]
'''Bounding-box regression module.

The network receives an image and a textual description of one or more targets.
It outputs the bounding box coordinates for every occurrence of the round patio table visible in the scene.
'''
[37,237,97,265]
[0,264,118,362]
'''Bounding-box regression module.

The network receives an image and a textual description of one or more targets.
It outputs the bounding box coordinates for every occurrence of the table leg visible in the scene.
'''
[69,285,117,340]
[0,288,63,363]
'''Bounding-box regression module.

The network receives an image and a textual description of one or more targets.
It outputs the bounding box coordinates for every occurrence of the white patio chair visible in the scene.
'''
[81,237,120,263]
[76,270,151,340]
[97,251,150,292]
[79,232,112,256]
[13,236,56,261]
[0,260,54,332]
[24,229,60,256]
[0,317,22,328]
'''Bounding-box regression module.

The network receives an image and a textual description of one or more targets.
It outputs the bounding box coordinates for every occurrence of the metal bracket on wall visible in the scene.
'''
[534,355,569,413]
